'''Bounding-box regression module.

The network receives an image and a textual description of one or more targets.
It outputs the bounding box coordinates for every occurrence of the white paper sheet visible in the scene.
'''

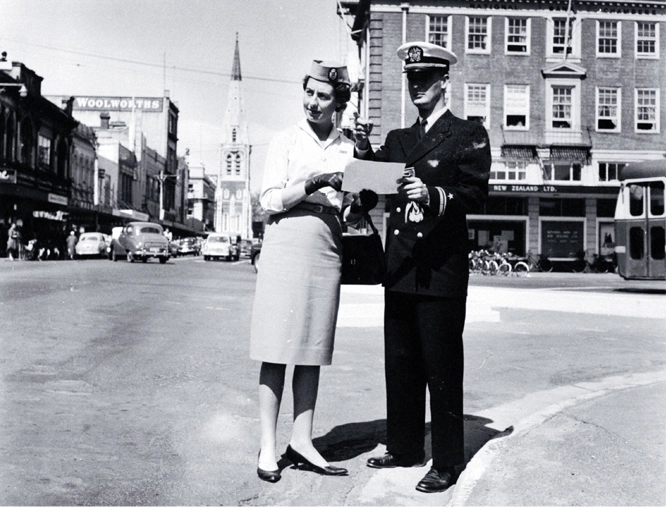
[342,159,406,194]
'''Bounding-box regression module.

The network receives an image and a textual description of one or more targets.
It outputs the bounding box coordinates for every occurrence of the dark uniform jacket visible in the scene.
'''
[371,110,491,297]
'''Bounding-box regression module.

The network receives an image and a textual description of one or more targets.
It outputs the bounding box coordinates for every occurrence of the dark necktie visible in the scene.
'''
[417,119,427,140]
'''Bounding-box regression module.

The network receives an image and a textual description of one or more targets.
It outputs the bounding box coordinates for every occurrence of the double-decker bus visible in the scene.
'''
[614,159,666,280]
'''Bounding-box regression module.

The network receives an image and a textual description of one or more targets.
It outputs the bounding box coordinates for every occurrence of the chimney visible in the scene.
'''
[100,111,110,129]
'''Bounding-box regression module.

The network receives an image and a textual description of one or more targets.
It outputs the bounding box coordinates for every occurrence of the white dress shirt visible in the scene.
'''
[260,118,356,214]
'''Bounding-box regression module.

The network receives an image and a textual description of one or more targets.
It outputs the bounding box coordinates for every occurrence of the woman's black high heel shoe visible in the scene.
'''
[257,451,281,483]
[285,445,348,476]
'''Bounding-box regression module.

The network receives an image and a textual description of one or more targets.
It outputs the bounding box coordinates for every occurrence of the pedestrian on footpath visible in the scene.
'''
[6,223,20,260]
[250,60,372,484]
[66,230,77,260]
[354,42,491,493]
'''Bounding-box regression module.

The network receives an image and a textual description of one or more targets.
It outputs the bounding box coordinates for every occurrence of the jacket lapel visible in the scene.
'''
[405,110,453,167]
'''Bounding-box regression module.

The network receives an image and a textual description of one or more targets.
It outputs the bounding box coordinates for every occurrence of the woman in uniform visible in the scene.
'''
[251,60,356,482]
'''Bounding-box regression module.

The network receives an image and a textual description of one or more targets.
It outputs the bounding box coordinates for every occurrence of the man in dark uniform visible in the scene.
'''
[354,41,491,493]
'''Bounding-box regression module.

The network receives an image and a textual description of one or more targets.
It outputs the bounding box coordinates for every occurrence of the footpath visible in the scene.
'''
[334,282,666,506]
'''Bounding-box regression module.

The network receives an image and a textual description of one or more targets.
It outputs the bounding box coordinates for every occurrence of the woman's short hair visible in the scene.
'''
[302,75,351,112]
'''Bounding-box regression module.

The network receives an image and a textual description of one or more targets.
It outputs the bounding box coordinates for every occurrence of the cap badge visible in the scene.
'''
[408,46,423,63]
[328,68,338,81]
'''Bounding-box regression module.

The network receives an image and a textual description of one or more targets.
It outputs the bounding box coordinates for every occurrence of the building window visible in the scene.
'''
[464,84,490,128]
[232,128,237,143]
[543,161,582,182]
[506,18,529,54]
[427,15,451,49]
[504,85,529,129]
[552,86,573,129]
[168,113,177,135]
[540,198,585,216]
[598,162,625,182]
[597,21,620,57]
[596,87,621,132]
[636,22,659,59]
[235,153,242,176]
[551,18,574,56]
[226,153,233,175]
[466,17,491,53]
[38,134,51,170]
[635,88,659,132]
[491,160,527,181]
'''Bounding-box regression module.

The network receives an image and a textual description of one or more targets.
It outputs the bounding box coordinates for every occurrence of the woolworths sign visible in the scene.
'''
[73,96,163,112]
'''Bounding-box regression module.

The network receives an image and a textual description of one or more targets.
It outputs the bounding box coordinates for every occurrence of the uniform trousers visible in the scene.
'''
[383,290,466,469]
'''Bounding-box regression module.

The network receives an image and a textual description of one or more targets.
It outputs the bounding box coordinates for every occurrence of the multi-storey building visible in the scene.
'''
[187,164,216,232]
[0,53,78,253]
[340,0,665,262]
[214,34,253,239]
[68,123,98,230]
[49,91,186,227]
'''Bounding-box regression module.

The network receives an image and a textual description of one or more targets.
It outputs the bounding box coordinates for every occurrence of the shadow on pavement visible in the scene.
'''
[295,415,513,468]
[614,287,666,295]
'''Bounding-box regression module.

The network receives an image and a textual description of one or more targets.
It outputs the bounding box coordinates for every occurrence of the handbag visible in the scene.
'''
[341,212,386,285]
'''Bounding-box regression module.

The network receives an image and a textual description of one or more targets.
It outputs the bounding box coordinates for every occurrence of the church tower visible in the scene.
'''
[215,33,252,238]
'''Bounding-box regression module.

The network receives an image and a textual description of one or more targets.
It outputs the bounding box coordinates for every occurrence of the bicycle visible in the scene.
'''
[514,251,553,273]
[572,250,615,273]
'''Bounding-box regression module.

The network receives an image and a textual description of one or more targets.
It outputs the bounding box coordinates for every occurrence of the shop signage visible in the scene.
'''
[48,193,68,206]
[0,168,17,184]
[74,96,164,112]
[541,220,584,258]
[492,184,618,195]
[33,210,68,222]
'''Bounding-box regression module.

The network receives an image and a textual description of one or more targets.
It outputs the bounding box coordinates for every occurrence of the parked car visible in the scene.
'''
[202,233,240,261]
[251,240,262,273]
[75,232,108,258]
[178,237,200,256]
[168,240,180,258]
[110,222,170,264]
[239,239,252,258]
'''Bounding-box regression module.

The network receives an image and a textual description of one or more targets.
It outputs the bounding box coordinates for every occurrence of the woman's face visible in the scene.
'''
[303,78,338,127]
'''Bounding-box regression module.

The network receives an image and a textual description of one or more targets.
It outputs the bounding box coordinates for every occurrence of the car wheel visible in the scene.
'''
[159,257,167,264]
[142,257,148,263]
[127,251,134,263]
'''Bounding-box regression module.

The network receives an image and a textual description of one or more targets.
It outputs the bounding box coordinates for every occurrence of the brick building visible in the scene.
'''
[340,0,665,262]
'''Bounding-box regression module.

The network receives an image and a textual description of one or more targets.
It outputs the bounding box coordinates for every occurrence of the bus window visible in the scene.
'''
[629,227,644,260]
[629,185,644,217]
[649,182,664,216]
[651,226,665,260]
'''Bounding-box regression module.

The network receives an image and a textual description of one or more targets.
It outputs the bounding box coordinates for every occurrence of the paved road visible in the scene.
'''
[1,258,664,505]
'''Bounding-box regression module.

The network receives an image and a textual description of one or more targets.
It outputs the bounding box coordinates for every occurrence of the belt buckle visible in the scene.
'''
[313,204,324,213]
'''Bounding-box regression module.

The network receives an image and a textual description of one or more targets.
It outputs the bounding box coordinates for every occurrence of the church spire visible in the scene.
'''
[231,32,242,81]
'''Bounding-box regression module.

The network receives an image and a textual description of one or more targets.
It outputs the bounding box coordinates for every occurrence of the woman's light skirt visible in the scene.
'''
[250,208,342,366]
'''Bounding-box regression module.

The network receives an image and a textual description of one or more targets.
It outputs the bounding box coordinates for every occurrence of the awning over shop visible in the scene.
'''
[501,146,538,161]
[549,147,590,162]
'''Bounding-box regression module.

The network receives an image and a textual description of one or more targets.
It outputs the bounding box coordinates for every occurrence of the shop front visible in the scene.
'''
[467,184,619,265]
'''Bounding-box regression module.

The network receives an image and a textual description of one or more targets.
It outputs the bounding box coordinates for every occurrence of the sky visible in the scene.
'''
[0,0,355,191]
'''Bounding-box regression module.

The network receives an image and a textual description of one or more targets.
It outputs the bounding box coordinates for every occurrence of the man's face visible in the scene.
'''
[406,69,447,109]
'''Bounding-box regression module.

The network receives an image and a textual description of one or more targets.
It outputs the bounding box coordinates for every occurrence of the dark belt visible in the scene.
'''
[294,202,340,216]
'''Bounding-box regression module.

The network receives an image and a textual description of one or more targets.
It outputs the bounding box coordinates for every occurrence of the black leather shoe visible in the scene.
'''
[415,467,457,493]
[367,452,426,469]
[285,445,348,476]
[257,451,281,483]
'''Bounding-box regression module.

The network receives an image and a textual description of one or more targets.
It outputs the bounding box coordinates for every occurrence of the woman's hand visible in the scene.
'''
[350,189,379,214]
[397,176,429,204]
[353,112,373,151]
[305,172,344,194]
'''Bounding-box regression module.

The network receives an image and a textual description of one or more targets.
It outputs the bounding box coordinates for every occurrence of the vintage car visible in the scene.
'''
[178,237,201,256]
[74,232,108,258]
[109,221,170,263]
[202,233,240,261]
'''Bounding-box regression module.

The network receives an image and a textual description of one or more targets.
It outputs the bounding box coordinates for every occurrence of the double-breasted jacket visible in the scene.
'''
[371,110,491,297]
